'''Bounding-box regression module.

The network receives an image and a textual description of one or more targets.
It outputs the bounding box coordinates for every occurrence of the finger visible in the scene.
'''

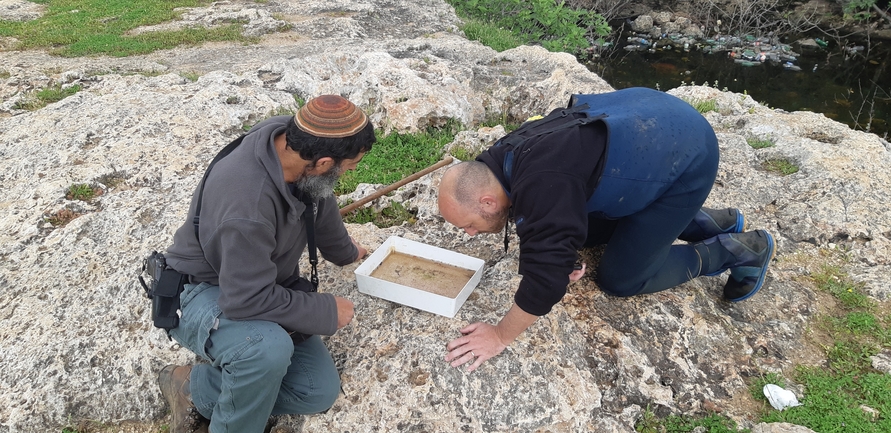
[467,354,486,372]
[459,322,481,334]
[446,334,469,352]
[449,349,477,368]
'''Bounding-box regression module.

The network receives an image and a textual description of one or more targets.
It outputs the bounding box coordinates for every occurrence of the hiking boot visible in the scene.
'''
[680,207,746,243]
[718,230,775,302]
[158,365,206,433]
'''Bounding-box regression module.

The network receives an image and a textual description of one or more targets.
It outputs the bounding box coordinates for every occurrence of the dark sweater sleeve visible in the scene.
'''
[208,219,339,336]
[314,196,358,266]
[512,172,589,316]
[508,127,599,316]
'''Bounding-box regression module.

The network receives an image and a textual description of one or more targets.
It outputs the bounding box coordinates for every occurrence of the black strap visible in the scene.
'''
[192,134,320,290]
[193,135,246,241]
[298,193,320,289]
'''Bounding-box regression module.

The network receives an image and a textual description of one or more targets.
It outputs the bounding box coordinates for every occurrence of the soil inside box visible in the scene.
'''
[369,251,474,298]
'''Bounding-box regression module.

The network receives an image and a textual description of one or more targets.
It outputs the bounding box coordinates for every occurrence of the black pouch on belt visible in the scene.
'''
[139,251,189,331]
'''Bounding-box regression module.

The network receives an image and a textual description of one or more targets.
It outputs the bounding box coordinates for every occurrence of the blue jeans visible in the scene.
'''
[169,282,341,433]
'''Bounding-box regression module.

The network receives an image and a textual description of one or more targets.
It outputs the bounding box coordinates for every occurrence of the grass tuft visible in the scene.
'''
[0,0,258,57]
[762,158,799,175]
[13,84,82,110]
[747,137,775,149]
[335,121,461,195]
[66,183,102,201]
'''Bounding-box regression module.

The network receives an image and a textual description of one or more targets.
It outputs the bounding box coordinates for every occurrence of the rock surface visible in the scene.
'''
[1,1,890,432]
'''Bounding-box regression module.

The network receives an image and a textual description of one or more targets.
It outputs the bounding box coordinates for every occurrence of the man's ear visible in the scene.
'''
[313,157,335,172]
[479,194,499,212]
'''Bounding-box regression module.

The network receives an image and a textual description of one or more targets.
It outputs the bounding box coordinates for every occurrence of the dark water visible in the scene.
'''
[589,37,890,138]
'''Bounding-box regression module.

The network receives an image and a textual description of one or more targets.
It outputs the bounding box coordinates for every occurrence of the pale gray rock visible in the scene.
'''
[631,15,654,32]
[871,350,891,374]
[751,422,818,433]
[0,0,42,22]
[1,1,890,433]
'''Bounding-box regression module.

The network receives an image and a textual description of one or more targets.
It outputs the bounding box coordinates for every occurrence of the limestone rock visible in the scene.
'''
[1,1,890,432]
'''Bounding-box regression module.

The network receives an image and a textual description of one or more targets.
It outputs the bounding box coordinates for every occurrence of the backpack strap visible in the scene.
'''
[193,135,245,241]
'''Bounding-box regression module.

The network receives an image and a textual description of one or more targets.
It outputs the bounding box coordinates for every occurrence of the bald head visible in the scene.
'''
[440,161,499,206]
[438,161,510,235]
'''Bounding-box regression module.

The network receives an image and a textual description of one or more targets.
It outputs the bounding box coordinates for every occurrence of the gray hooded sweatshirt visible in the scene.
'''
[164,116,358,336]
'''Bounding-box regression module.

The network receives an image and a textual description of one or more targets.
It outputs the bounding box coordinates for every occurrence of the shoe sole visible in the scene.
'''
[726,231,775,302]
[702,209,747,277]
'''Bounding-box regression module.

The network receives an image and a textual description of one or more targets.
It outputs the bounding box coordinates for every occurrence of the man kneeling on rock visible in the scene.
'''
[437,87,775,371]
[157,95,374,432]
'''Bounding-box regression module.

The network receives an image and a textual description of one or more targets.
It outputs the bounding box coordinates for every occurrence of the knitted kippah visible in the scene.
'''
[294,95,368,138]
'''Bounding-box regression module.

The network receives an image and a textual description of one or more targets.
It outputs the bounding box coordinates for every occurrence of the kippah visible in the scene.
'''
[294,95,368,138]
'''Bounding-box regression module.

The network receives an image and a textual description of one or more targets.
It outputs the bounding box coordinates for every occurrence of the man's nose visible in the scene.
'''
[464,228,477,236]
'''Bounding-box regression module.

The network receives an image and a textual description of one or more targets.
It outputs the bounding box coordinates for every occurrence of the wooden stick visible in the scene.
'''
[340,156,455,216]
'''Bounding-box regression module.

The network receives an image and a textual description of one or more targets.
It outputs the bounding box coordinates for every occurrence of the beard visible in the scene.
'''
[294,163,343,200]
[478,205,510,234]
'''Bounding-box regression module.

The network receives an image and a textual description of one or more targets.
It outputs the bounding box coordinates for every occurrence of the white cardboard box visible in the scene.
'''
[354,236,485,318]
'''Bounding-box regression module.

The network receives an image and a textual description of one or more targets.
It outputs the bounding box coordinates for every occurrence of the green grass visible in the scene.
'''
[12,84,82,110]
[459,18,526,52]
[0,0,257,57]
[684,98,718,114]
[747,137,775,149]
[65,183,101,201]
[342,200,417,228]
[636,264,891,433]
[334,121,460,195]
[762,158,799,176]
[445,0,610,55]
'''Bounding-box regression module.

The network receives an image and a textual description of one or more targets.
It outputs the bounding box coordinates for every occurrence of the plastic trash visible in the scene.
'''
[763,384,802,410]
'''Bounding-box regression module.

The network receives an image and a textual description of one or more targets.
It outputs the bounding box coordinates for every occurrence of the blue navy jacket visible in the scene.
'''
[477,88,718,315]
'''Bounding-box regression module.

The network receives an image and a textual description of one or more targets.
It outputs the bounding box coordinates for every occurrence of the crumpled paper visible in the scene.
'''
[763,384,803,410]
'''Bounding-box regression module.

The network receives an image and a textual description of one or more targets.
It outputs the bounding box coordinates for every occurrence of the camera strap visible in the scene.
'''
[193,134,246,240]
[192,133,319,290]
[297,193,319,290]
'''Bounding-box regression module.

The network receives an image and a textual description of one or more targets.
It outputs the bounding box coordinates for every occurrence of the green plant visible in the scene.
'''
[342,200,417,228]
[662,413,741,432]
[684,98,717,113]
[180,71,201,82]
[446,0,610,54]
[635,404,659,433]
[335,121,460,195]
[450,144,482,161]
[749,371,786,402]
[842,0,876,20]
[12,84,82,110]
[0,0,258,57]
[812,265,871,309]
[747,137,775,149]
[66,183,102,201]
[753,265,891,432]
[762,158,799,175]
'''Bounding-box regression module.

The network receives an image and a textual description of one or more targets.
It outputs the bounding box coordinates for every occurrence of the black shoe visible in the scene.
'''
[720,230,775,302]
[680,207,746,244]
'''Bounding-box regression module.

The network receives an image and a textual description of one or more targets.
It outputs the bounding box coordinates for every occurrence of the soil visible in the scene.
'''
[369,251,475,298]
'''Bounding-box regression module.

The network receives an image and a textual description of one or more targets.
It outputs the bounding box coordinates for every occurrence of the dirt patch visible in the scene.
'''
[370,251,474,298]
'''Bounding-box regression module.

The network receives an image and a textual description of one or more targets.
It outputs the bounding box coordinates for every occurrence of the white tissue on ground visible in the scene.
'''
[763,384,802,410]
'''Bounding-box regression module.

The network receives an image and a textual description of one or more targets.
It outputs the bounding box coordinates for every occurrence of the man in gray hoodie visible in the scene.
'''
[157,95,375,433]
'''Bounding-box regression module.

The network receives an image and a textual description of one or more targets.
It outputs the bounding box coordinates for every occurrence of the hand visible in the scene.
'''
[351,237,367,262]
[445,322,508,372]
[569,262,586,282]
[334,296,354,329]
